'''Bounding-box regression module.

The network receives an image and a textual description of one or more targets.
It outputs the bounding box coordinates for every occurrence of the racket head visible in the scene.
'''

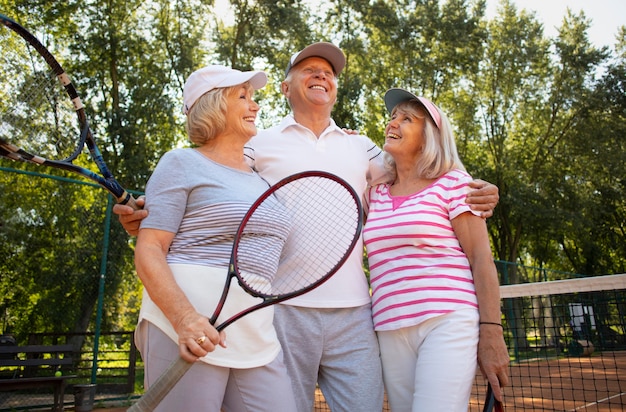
[232,170,363,301]
[0,14,136,207]
[0,14,84,162]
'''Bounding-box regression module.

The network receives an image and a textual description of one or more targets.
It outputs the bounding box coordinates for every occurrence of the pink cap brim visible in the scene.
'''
[384,88,442,129]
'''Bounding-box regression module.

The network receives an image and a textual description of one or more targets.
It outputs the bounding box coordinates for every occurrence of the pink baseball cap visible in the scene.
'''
[285,42,346,77]
[183,65,267,114]
[384,88,442,129]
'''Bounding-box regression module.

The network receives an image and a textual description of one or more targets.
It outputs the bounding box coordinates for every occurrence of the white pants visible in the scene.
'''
[377,309,479,412]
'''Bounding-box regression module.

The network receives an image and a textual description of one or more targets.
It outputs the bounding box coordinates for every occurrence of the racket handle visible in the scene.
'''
[117,191,140,210]
[128,357,193,411]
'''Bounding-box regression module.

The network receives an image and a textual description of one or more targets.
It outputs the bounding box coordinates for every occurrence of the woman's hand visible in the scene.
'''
[477,324,510,402]
[174,309,227,362]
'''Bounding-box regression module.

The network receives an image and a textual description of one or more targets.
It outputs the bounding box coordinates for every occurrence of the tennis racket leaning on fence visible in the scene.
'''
[128,170,364,411]
[0,14,137,208]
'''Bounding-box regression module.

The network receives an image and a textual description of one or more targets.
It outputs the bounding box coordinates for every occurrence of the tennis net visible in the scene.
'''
[313,274,626,411]
[470,273,626,411]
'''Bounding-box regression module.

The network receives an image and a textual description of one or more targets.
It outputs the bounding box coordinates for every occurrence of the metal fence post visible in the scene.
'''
[90,194,114,384]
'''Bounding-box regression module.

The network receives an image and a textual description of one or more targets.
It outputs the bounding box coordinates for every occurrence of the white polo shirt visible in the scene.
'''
[245,114,388,308]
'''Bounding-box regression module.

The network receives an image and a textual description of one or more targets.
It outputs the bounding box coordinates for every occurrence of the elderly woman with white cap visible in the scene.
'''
[133,65,296,411]
[362,89,510,411]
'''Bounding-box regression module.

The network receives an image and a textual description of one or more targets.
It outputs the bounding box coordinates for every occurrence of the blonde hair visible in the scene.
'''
[185,82,253,145]
[384,100,465,180]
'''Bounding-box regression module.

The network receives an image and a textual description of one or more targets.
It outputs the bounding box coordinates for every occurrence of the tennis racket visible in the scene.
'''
[128,170,363,411]
[483,382,505,412]
[0,14,137,208]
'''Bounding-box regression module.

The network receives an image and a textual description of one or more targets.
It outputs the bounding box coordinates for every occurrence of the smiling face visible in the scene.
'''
[282,56,338,113]
[223,84,260,141]
[383,103,428,162]
[186,82,261,146]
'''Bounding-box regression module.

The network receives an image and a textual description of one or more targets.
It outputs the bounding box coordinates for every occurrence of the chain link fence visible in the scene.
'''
[1,166,142,410]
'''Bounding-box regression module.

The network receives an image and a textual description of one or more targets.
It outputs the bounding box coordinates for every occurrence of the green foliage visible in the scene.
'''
[0,0,624,344]
[0,169,138,339]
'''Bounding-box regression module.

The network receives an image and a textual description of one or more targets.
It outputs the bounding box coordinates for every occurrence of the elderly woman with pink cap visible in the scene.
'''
[133,65,296,411]
[362,89,510,411]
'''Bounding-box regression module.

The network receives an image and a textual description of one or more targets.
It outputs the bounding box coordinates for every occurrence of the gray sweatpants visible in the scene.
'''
[274,304,384,412]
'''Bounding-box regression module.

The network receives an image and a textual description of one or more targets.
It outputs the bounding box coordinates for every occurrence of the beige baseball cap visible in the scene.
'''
[285,42,346,77]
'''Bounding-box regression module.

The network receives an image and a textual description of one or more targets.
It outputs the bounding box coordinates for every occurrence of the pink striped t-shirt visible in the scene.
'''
[363,169,480,331]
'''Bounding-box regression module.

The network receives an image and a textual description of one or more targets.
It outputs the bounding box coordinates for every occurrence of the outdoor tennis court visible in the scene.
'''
[311,350,626,411]
[468,351,626,411]
[314,274,626,411]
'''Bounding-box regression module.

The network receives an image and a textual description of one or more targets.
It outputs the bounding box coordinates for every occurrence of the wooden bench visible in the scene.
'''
[0,344,77,412]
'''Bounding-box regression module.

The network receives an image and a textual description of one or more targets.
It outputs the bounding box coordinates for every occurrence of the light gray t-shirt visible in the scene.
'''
[137,148,289,367]
[141,148,286,269]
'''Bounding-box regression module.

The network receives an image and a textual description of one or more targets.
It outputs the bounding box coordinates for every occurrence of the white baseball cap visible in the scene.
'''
[384,88,442,129]
[285,42,346,77]
[183,65,267,114]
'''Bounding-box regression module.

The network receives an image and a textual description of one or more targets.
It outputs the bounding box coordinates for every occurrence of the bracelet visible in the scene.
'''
[479,321,503,328]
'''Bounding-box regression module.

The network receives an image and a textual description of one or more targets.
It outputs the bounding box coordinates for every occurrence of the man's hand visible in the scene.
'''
[113,196,147,236]
[466,179,499,218]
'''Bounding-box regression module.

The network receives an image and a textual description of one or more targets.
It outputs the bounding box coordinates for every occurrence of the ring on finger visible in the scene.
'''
[196,335,206,345]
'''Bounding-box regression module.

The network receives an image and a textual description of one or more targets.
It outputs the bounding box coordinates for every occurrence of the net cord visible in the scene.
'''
[500,273,626,299]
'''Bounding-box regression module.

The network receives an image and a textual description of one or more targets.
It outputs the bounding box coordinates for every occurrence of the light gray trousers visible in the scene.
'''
[139,322,297,412]
[274,304,385,412]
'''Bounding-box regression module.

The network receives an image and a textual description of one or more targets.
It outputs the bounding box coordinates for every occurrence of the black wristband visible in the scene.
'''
[479,321,503,328]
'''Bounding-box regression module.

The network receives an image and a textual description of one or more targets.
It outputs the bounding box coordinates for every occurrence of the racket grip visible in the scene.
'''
[127,357,193,411]
[118,191,140,210]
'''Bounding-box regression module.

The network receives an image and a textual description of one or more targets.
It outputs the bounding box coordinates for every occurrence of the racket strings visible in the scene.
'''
[235,198,293,294]
[0,27,79,161]
[236,175,361,298]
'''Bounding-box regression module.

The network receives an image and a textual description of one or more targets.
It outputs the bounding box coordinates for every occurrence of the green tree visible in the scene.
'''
[1,0,624,355]
[338,0,488,143]
[554,27,626,275]
[0,0,213,345]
